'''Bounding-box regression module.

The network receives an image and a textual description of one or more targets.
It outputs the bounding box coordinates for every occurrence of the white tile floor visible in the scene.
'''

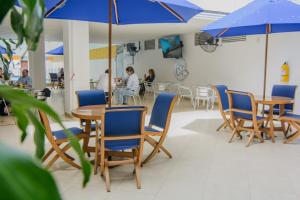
[1,91,300,200]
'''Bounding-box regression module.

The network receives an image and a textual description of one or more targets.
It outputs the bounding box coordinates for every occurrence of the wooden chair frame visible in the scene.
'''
[39,111,88,169]
[95,107,147,192]
[278,116,300,143]
[212,86,232,132]
[227,90,266,147]
[142,95,178,165]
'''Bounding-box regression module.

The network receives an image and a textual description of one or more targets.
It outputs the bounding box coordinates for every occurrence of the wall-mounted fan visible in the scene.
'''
[195,32,219,53]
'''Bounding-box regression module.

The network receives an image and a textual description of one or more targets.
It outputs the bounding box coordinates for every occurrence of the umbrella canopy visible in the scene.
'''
[202,0,300,37]
[46,46,64,55]
[46,0,203,106]
[202,0,300,98]
[46,0,202,24]
[0,45,15,55]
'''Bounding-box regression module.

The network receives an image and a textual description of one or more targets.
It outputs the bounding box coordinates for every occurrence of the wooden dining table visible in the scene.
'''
[71,105,106,168]
[255,96,294,142]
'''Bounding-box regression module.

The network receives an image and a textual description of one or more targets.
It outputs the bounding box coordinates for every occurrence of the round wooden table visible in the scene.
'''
[72,105,106,173]
[255,96,294,142]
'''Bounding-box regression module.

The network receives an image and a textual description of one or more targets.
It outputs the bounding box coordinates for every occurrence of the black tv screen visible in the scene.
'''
[159,35,183,58]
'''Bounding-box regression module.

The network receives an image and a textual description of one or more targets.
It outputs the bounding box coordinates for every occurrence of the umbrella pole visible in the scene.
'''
[108,0,113,107]
[263,32,269,100]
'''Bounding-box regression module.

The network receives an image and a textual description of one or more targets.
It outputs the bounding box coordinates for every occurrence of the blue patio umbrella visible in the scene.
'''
[202,0,300,98]
[46,0,203,106]
[46,46,64,55]
[0,45,15,55]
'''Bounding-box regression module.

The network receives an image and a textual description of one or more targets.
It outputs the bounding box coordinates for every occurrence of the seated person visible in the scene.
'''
[97,69,116,100]
[58,67,64,88]
[140,68,155,95]
[115,66,139,105]
[144,68,155,83]
[17,69,32,88]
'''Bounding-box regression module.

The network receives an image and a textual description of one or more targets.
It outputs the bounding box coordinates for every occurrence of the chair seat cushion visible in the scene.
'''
[144,126,161,133]
[264,109,289,115]
[105,139,140,151]
[281,113,300,120]
[52,127,83,140]
[234,112,264,121]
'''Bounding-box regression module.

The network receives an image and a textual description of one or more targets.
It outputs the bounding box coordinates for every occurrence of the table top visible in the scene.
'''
[72,105,106,120]
[255,96,294,105]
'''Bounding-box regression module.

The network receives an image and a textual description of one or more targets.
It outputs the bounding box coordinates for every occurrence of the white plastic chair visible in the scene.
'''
[194,86,214,111]
[153,83,169,100]
[177,86,195,108]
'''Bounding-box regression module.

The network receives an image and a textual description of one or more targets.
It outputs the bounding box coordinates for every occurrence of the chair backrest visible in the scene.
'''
[195,86,213,99]
[213,85,229,111]
[178,86,192,96]
[49,73,58,81]
[271,85,297,111]
[149,93,178,130]
[38,110,56,142]
[227,90,257,121]
[76,90,106,107]
[102,107,147,148]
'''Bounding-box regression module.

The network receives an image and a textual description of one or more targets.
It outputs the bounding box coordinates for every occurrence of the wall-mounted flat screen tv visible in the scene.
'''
[159,35,183,59]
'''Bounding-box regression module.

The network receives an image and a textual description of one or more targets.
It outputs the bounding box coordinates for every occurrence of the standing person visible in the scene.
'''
[17,69,32,88]
[115,66,139,105]
[97,69,116,100]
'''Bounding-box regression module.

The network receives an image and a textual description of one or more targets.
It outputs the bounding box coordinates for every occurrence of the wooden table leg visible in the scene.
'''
[279,104,287,136]
[268,106,275,143]
[83,120,91,154]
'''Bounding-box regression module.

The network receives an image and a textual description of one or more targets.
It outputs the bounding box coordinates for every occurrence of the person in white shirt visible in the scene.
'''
[115,66,139,105]
[97,69,116,97]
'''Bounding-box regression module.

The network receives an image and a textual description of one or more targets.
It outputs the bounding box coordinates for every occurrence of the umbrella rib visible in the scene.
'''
[217,28,229,37]
[157,2,185,22]
[45,0,66,17]
[113,0,119,24]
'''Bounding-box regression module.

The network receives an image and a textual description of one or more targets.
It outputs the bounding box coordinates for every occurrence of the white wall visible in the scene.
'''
[90,58,117,81]
[132,32,300,113]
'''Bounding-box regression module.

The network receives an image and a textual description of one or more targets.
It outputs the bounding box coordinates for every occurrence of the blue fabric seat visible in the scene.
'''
[214,85,232,131]
[215,85,229,111]
[281,113,300,120]
[265,85,297,115]
[52,127,83,140]
[234,112,264,121]
[76,90,106,107]
[103,107,145,152]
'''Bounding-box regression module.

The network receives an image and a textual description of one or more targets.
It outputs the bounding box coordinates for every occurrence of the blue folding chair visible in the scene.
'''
[227,90,266,147]
[95,107,147,192]
[279,113,300,143]
[143,93,178,164]
[39,110,87,169]
[213,85,232,131]
[265,85,297,115]
[76,90,106,156]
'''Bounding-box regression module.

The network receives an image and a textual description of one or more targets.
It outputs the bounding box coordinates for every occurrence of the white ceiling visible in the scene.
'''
[0,0,252,44]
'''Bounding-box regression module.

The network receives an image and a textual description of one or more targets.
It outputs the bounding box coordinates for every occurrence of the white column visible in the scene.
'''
[63,21,90,114]
[28,33,46,90]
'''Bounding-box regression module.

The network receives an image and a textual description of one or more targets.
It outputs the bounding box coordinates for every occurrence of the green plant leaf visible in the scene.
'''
[27,110,45,159]
[10,7,24,47]
[0,85,92,187]
[0,143,62,200]
[11,105,29,142]
[0,0,15,24]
